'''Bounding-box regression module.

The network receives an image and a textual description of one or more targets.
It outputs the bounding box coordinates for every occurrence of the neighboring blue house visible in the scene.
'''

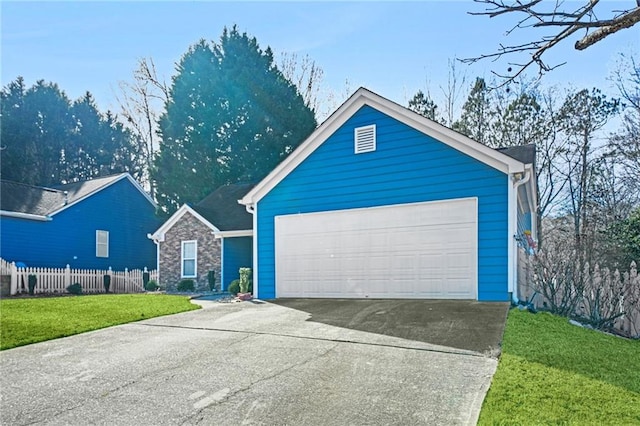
[0,173,159,270]
[240,88,537,302]
[149,183,254,292]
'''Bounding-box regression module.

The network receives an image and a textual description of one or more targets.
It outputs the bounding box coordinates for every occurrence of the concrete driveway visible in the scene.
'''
[0,299,508,425]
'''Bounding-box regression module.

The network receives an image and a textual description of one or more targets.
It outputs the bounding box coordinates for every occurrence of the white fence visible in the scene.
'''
[518,252,640,339]
[0,258,157,295]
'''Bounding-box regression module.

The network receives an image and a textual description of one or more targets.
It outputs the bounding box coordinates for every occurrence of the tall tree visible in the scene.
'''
[407,90,439,121]
[610,53,640,194]
[117,57,169,196]
[557,88,620,254]
[153,27,317,214]
[1,78,141,186]
[453,77,493,145]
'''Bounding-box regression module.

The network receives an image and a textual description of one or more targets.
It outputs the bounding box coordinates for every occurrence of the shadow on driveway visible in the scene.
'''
[272,299,510,356]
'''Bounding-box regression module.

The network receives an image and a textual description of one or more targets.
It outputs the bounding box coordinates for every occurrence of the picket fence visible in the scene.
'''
[0,258,157,295]
[518,251,640,339]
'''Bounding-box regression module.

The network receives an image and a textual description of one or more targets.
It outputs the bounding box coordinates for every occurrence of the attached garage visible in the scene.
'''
[240,88,537,302]
[275,198,477,299]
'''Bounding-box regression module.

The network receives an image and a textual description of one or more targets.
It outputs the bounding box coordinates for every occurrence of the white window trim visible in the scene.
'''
[96,230,109,258]
[354,124,376,154]
[181,240,197,278]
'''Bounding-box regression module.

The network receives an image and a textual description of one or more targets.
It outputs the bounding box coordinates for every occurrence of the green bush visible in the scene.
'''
[228,280,240,295]
[28,275,37,295]
[177,279,195,292]
[145,280,159,291]
[66,283,83,295]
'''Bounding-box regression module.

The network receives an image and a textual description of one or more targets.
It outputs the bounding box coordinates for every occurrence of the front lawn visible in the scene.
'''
[479,309,640,425]
[0,294,200,350]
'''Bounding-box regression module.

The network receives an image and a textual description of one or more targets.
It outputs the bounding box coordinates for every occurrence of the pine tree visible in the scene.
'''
[453,78,492,145]
[408,90,439,121]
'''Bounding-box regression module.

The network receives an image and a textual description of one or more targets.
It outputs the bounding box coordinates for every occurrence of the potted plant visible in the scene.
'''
[236,267,253,301]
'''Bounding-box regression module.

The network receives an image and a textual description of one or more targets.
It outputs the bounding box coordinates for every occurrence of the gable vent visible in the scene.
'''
[354,124,376,154]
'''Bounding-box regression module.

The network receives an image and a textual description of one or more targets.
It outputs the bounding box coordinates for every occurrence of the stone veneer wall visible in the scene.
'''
[159,212,221,292]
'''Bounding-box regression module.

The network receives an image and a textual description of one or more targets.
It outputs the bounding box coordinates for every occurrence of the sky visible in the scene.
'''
[1,1,638,119]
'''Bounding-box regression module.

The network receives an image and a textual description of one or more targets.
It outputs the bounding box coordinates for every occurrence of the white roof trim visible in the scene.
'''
[213,230,253,239]
[0,210,51,222]
[51,173,156,217]
[150,204,220,242]
[240,87,527,206]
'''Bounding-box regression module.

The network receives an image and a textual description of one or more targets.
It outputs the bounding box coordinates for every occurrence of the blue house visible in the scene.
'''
[240,88,537,302]
[149,183,254,292]
[0,173,159,270]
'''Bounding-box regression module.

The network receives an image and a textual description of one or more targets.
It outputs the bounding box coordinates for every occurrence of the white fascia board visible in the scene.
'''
[240,87,526,206]
[50,173,156,217]
[150,204,220,242]
[0,210,51,221]
[213,230,253,239]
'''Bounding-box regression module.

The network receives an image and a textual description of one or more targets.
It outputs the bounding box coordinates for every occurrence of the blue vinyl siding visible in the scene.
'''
[0,178,159,270]
[256,105,510,301]
[222,236,253,290]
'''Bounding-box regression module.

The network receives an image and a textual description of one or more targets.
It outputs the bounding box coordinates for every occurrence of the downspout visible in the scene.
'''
[147,233,162,285]
[510,170,531,304]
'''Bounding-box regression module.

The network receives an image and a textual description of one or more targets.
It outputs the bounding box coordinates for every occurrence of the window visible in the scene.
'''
[354,124,376,154]
[96,230,109,258]
[181,240,197,278]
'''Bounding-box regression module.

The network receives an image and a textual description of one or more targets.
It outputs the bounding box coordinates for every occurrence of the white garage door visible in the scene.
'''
[275,198,477,299]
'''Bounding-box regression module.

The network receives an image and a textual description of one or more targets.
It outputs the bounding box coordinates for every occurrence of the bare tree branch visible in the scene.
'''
[464,0,640,86]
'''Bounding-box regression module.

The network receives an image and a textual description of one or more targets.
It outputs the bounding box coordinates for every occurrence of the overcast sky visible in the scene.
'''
[2,1,637,118]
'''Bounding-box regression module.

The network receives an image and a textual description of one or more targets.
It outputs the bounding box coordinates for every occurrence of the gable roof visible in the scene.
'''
[0,173,155,220]
[150,183,254,241]
[240,87,528,206]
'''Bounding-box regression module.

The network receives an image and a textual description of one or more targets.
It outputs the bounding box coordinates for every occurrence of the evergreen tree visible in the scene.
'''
[153,27,317,213]
[407,90,439,121]
[453,77,492,145]
[1,78,141,186]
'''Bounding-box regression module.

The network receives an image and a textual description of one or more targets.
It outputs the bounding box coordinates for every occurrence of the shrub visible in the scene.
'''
[228,280,240,295]
[28,275,37,295]
[145,280,159,291]
[66,283,83,295]
[177,279,195,292]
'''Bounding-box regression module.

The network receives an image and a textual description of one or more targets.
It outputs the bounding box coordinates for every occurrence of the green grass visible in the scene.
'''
[0,294,200,350]
[479,309,640,425]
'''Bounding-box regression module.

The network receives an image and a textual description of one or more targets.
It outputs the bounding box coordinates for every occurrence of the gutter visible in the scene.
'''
[0,210,52,221]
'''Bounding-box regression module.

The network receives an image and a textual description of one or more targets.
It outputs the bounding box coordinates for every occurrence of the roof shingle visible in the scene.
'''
[193,183,255,231]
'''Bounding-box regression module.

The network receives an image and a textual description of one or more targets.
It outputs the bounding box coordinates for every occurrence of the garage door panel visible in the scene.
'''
[275,198,477,299]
